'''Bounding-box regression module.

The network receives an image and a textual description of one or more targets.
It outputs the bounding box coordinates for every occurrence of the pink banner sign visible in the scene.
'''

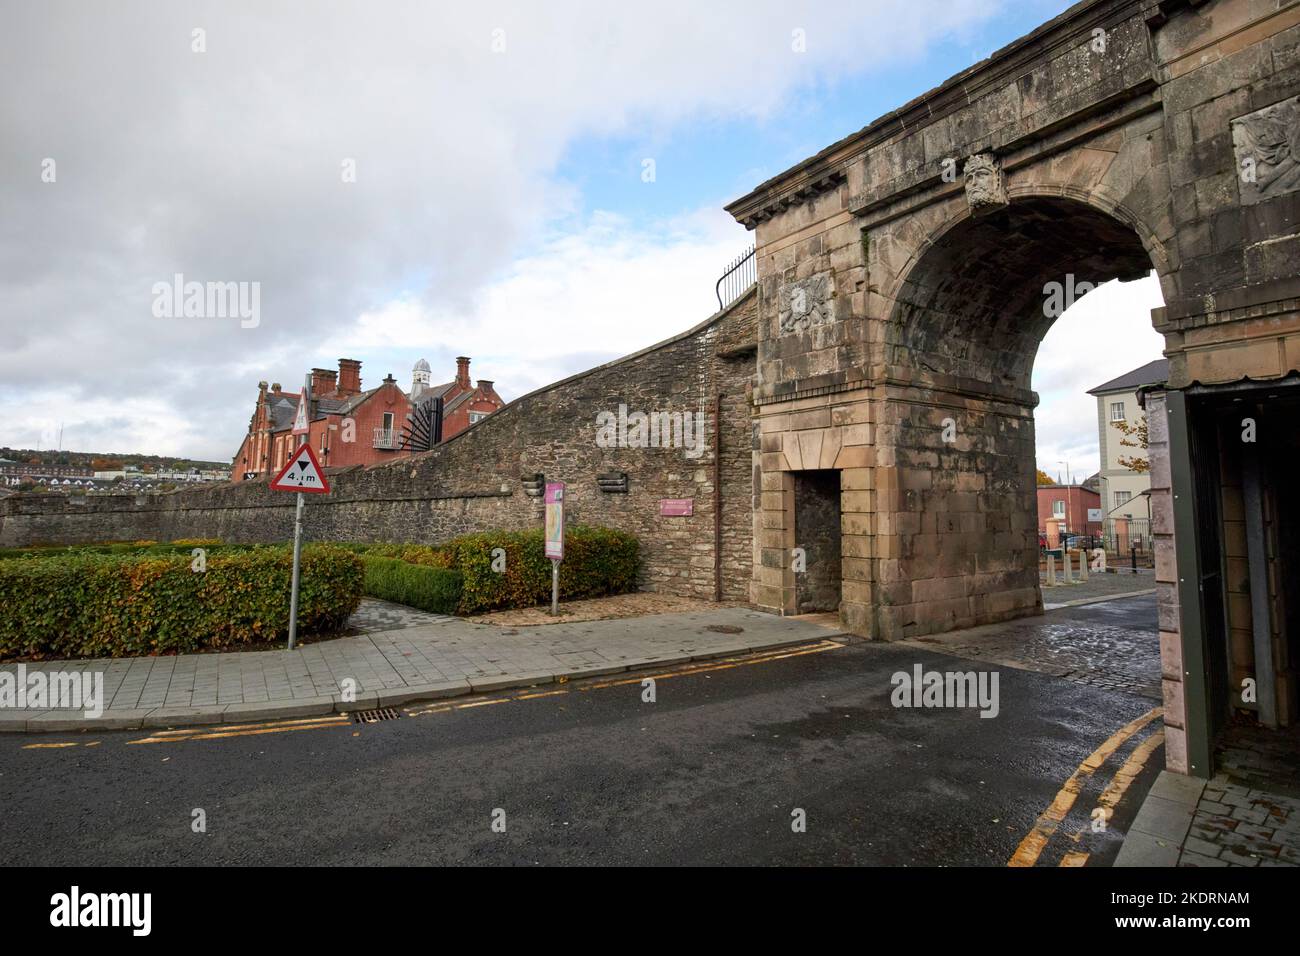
[544,481,565,559]
[659,498,694,517]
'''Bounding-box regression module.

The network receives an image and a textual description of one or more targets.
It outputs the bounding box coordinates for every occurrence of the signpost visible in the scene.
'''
[270,383,329,649]
[544,482,565,616]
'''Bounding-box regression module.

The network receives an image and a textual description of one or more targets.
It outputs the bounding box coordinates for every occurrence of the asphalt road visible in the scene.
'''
[0,598,1163,866]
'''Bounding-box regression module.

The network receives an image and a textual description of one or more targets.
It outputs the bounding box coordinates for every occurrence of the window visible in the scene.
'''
[469,411,487,424]
[382,412,393,434]
[1052,500,1065,517]
[1114,490,1132,509]
[1110,401,1126,422]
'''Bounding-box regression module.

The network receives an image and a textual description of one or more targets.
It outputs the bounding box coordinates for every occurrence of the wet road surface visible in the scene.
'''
[0,597,1163,866]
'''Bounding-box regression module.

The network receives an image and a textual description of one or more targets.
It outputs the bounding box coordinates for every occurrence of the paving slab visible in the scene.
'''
[1,606,842,732]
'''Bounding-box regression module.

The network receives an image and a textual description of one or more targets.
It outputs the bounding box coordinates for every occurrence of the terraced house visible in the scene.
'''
[232,356,503,481]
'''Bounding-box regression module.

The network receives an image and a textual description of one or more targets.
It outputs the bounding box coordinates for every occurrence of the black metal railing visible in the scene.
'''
[715,245,756,311]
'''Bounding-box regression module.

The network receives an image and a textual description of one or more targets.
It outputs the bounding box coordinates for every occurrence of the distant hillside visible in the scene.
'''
[0,448,228,473]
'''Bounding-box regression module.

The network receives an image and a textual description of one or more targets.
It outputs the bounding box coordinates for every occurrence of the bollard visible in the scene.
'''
[1131,544,1137,573]
[1063,549,1074,584]
[1078,549,1088,582]
[1045,554,1057,587]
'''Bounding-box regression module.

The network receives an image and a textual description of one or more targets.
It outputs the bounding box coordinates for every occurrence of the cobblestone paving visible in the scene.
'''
[346,598,456,634]
[902,594,1161,699]
[1180,726,1300,867]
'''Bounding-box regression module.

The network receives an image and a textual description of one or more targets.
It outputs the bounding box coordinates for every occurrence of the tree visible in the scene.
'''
[1035,469,1056,486]
[1112,417,1150,473]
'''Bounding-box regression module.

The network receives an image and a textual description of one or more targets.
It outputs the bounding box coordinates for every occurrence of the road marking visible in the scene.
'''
[30,640,843,748]
[127,715,349,745]
[1007,706,1162,867]
[455,698,511,710]
[1079,727,1166,835]
[140,715,347,738]
[405,640,843,717]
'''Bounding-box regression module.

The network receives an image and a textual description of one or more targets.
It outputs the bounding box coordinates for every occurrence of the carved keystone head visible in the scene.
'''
[963,152,1007,216]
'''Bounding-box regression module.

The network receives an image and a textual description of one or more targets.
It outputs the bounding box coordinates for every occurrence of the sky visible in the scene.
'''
[0,0,1166,478]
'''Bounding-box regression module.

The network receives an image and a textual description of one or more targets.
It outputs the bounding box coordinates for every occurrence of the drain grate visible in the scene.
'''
[352,707,401,724]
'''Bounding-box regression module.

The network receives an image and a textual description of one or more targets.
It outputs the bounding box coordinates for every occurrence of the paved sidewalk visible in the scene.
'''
[1040,567,1156,609]
[1115,726,1300,867]
[0,606,844,732]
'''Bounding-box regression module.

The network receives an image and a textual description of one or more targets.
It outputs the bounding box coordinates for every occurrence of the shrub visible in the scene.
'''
[439,525,638,614]
[360,557,462,614]
[0,544,363,660]
[0,539,241,562]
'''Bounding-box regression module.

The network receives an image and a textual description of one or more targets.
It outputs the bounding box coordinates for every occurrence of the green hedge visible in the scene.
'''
[361,557,462,614]
[0,544,363,659]
[0,539,233,562]
[439,525,638,614]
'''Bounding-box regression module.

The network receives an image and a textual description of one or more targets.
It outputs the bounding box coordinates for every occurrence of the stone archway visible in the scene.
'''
[871,192,1162,641]
[728,0,1300,776]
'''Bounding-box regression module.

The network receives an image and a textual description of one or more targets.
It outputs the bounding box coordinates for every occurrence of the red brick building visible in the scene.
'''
[233,357,503,482]
[1035,483,1102,536]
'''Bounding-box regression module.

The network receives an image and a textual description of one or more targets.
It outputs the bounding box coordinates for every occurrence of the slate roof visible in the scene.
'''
[1087,359,1169,395]
[444,389,474,413]
[268,394,300,433]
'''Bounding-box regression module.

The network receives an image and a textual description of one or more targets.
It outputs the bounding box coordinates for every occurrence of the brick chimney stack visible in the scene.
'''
[338,358,362,397]
[456,356,470,389]
[310,367,337,396]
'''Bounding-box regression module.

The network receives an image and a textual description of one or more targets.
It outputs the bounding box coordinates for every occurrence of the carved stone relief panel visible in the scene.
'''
[778,271,834,335]
[1231,95,1300,204]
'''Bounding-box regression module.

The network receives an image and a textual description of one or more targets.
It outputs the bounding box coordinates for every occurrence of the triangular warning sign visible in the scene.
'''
[270,443,330,494]
[292,392,310,434]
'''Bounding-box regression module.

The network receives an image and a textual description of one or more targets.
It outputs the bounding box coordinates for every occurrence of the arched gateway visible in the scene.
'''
[726,0,1300,777]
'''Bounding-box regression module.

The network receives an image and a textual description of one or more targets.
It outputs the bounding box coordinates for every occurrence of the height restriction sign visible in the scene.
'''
[269,443,330,494]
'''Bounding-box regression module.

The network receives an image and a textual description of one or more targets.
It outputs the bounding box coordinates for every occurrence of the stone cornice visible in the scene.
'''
[731,171,846,230]
[724,0,1144,228]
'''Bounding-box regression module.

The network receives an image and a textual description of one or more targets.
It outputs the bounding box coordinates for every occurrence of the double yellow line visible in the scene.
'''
[126,714,350,745]
[1008,707,1164,867]
[407,640,844,716]
[77,639,844,746]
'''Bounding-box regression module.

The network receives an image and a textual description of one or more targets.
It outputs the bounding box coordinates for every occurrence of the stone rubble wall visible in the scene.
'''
[0,293,759,602]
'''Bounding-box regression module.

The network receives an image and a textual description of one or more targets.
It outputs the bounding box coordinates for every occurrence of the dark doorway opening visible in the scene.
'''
[793,469,841,614]
[1189,383,1300,771]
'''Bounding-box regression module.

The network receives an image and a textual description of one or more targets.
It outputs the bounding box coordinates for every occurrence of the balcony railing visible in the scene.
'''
[373,427,400,449]
[715,245,756,311]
